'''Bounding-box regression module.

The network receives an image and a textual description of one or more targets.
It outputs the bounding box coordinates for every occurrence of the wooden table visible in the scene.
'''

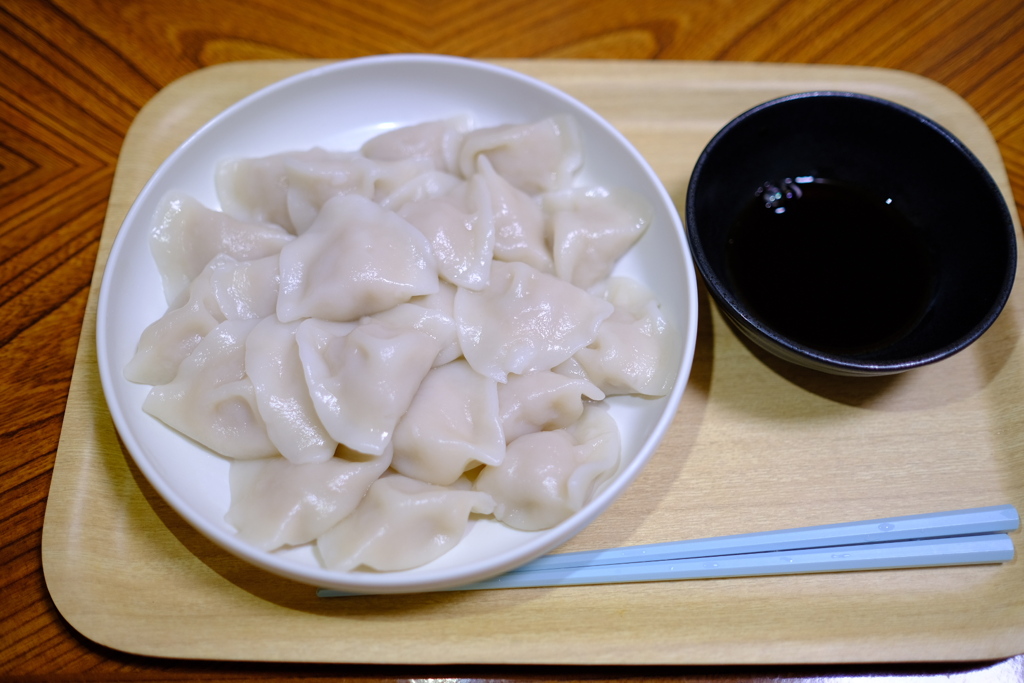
[4,0,1023,679]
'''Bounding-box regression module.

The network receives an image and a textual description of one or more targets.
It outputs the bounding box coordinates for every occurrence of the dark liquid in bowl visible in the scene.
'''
[725,177,936,355]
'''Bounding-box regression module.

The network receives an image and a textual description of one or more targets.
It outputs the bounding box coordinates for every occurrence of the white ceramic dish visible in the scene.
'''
[96,54,698,594]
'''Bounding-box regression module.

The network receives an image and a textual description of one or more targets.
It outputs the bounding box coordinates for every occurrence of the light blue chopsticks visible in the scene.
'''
[317,504,1018,597]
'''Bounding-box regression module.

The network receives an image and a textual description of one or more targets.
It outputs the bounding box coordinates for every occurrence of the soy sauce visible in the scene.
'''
[724,177,935,355]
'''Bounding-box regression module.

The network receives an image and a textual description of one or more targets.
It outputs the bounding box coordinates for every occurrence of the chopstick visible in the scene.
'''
[316,505,1018,597]
[505,504,1020,572]
[434,533,1015,591]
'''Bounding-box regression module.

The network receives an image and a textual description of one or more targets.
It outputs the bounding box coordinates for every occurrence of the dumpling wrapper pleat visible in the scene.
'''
[226,447,392,551]
[317,474,495,572]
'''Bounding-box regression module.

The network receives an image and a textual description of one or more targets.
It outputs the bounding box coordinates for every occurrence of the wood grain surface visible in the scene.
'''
[3,0,1024,680]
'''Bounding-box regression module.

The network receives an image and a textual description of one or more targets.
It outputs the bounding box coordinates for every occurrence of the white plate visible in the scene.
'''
[96,54,698,594]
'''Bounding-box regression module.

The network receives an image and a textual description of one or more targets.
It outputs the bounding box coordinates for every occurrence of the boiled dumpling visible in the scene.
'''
[454,260,614,383]
[475,403,621,531]
[574,277,681,396]
[150,192,293,305]
[126,254,283,386]
[498,370,605,443]
[545,186,652,289]
[217,150,316,232]
[405,281,462,366]
[458,115,582,195]
[284,151,435,233]
[368,283,461,367]
[398,174,495,290]
[225,447,392,551]
[276,193,439,323]
[379,170,462,213]
[209,254,281,322]
[125,256,226,385]
[245,316,338,464]
[317,473,495,572]
[217,148,432,234]
[361,116,472,174]
[391,359,505,486]
[295,317,441,456]
[142,320,277,460]
[476,155,552,273]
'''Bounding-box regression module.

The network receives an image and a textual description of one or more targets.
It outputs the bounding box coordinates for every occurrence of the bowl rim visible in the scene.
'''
[685,89,1017,375]
[95,53,699,593]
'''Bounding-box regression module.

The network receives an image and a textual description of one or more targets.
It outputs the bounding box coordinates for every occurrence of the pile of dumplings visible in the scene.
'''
[125,114,680,573]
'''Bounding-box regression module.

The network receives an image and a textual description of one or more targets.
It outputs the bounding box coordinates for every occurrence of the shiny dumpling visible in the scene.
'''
[216,150,317,232]
[474,403,621,531]
[391,359,505,486]
[216,148,432,234]
[379,170,462,213]
[142,319,278,460]
[317,473,495,572]
[225,446,392,551]
[150,191,293,305]
[361,116,472,174]
[125,255,226,386]
[458,115,582,195]
[454,260,614,383]
[497,369,605,443]
[295,317,441,457]
[276,193,439,323]
[398,174,495,290]
[574,277,681,397]
[284,151,435,233]
[476,155,552,273]
[209,254,281,322]
[545,186,652,289]
[368,283,461,367]
[245,316,338,464]
[126,254,283,386]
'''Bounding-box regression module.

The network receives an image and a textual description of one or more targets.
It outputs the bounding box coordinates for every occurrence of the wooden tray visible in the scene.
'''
[42,59,1024,665]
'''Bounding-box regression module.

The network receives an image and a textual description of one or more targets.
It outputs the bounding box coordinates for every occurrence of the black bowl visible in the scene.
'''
[685,91,1017,376]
